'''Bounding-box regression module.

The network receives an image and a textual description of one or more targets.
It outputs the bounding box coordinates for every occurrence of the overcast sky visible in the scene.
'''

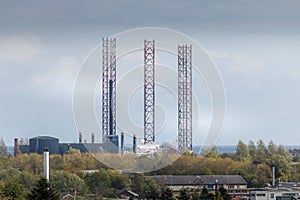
[1,0,300,146]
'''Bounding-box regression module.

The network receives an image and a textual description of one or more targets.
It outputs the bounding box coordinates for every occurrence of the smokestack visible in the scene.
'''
[79,132,82,143]
[14,138,19,157]
[44,147,50,181]
[91,132,95,144]
[109,80,113,135]
[121,132,124,154]
[272,166,275,186]
[133,134,136,153]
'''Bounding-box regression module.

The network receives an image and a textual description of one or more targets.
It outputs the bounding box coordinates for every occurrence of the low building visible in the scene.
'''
[250,189,300,200]
[117,189,139,199]
[148,175,247,191]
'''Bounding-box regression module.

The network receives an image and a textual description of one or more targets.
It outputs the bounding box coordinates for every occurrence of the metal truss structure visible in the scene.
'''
[102,38,117,142]
[178,45,193,151]
[144,40,155,144]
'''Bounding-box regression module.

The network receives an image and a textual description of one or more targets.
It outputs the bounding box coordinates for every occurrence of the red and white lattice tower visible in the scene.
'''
[102,38,116,142]
[144,40,155,144]
[178,45,192,151]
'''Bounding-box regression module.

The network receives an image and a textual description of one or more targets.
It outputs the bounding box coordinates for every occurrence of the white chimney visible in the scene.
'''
[44,147,50,181]
[272,166,275,186]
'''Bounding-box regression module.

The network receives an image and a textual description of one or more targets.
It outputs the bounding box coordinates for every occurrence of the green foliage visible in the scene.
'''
[67,147,81,154]
[27,177,60,200]
[219,187,232,200]
[50,170,88,195]
[0,181,25,200]
[235,140,250,162]
[130,173,145,197]
[178,187,191,200]
[84,169,111,197]
[144,178,159,199]
[160,186,174,200]
[0,168,38,190]
[201,146,219,158]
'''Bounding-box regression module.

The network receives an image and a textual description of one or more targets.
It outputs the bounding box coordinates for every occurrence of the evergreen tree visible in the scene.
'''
[256,140,267,164]
[0,137,8,157]
[248,140,257,162]
[160,186,174,200]
[178,187,190,200]
[235,140,250,162]
[219,187,232,200]
[27,177,60,200]
[200,186,208,199]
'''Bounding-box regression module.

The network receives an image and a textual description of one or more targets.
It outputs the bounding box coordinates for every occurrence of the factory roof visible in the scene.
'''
[30,136,59,140]
[148,175,247,186]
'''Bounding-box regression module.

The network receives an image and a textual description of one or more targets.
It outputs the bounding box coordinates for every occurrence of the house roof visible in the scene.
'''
[117,189,139,197]
[147,175,247,186]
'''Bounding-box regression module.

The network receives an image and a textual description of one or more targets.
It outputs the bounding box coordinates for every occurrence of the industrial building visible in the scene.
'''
[16,133,118,155]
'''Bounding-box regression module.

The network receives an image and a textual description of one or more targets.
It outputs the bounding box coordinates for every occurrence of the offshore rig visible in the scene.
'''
[101,37,193,155]
[14,37,193,156]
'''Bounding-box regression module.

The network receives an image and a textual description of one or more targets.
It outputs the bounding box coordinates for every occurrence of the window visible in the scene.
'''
[257,193,266,197]
[270,193,274,198]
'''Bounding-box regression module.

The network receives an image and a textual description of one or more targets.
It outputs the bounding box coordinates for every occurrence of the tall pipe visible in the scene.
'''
[272,166,275,186]
[44,147,50,181]
[14,138,19,157]
[91,132,95,144]
[109,80,113,135]
[79,132,82,143]
[133,134,136,153]
[121,132,124,154]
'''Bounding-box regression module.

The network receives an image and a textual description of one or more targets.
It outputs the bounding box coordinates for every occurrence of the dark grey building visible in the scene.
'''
[19,135,118,155]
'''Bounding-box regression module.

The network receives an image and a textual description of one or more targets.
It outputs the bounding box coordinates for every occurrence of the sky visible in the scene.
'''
[0,0,300,146]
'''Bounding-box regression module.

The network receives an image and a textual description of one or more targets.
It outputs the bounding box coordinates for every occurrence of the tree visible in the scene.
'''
[144,178,159,199]
[27,177,60,200]
[50,170,87,195]
[235,140,250,162]
[247,140,257,161]
[178,187,190,200]
[160,186,174,200]
[84,169,111,197]
[130,173,145,197]
[0,182,25,200]
[199,186,211,200]
[0,138,8,157]
[255,140,267,164]
[67,147,81,154]
[219,187,232,200]
[267,141,277,156]
[202,146,219,158]
[109,170,129,190]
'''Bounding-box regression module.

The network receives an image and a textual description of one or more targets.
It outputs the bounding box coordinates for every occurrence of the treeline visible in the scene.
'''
[152,140,294,186]
[0,139,299,199]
